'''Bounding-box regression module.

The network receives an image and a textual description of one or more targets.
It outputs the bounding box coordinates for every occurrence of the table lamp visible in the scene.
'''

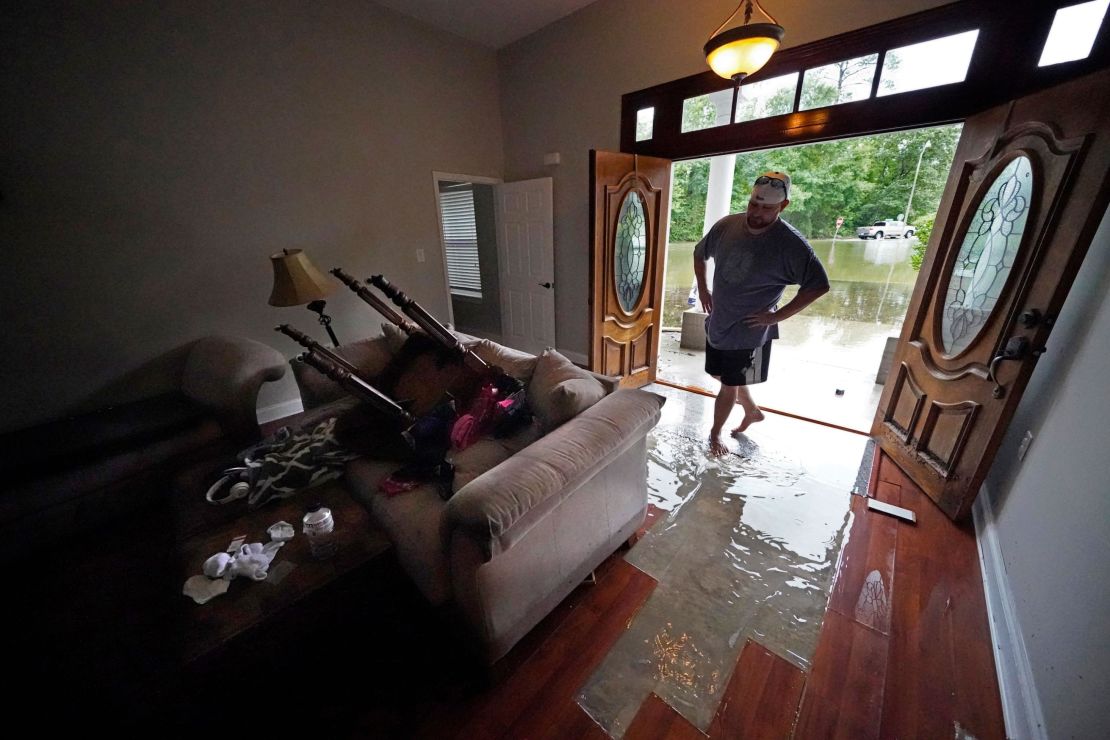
[268,248,340,346]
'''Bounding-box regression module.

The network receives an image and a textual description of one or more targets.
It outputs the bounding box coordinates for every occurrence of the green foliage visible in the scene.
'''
[667,123,962,243]
[670,160,710,242]
[910,213,936,270]
[681,94,719,132]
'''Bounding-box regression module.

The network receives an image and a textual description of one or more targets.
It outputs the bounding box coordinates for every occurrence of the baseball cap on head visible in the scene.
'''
[751,171,790,204]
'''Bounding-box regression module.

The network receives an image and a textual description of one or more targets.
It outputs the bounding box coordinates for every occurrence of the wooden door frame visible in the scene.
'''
[430,171,502,329]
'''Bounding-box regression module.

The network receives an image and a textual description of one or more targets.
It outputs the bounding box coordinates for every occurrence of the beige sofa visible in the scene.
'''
[291,329,665,663]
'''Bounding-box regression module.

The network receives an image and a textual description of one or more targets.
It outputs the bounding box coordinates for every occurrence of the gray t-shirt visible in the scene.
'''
[693,214,829,350]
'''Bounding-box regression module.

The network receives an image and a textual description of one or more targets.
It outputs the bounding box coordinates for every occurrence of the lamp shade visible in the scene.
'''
[704,22,784,80]
[268,249,335,306]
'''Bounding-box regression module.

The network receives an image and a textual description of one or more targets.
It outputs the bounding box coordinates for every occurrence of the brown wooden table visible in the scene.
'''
[176,480,392,668]
[16,472,394,730]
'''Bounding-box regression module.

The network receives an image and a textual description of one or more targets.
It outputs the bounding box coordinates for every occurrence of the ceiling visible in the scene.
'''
[373,0,602,49]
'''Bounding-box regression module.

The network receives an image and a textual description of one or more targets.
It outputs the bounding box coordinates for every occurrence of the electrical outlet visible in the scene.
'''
[1017,430,1034,461]
[416,248,425,263]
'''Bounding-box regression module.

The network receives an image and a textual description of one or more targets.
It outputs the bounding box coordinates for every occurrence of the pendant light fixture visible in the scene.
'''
[704,0,785,82]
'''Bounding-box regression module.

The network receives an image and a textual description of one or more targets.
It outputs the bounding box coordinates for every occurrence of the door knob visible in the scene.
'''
[987,336,1029,398]
[538,281,553,289]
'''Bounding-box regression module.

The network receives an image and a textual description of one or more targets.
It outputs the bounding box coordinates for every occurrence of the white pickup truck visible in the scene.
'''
[856,220,914,239]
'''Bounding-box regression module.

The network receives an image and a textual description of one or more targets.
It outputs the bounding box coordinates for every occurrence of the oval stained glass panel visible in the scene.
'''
[614,192,648,313]
[941,155,1033,356]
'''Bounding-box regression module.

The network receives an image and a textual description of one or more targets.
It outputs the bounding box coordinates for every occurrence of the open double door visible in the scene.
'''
[871,69,1110,520]
[590,69,1110,521]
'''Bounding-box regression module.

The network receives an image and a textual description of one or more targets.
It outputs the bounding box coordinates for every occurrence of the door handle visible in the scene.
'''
[987,336,1046,398]
[538,281,553,289]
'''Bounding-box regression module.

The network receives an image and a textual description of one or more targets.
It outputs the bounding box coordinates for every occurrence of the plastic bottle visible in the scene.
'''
[302,504,337,560]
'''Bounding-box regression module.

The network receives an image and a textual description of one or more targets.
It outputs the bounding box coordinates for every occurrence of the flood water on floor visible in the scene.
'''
[659,237,917,432]
[576,384,869,737]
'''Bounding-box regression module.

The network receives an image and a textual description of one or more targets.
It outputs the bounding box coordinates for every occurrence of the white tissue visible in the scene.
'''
[186,539,287,604]
[267,520,295,542]
[183,575,230,604]
[225,541,284,581]
[203,551,233,578]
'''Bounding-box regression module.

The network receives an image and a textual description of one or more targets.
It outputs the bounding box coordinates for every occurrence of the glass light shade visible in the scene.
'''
[705,23,784,80]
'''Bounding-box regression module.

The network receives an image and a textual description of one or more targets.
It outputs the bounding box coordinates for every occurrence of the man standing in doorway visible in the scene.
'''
[694,171,830,456]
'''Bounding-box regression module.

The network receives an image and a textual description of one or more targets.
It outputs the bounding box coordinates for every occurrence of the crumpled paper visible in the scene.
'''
[183,525,290,604]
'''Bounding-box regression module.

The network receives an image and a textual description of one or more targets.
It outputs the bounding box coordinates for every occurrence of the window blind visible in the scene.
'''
[439,186,482,297]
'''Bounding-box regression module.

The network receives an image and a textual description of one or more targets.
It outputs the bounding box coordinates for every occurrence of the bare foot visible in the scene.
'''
[731,409,765,437]
[708,435,729,457]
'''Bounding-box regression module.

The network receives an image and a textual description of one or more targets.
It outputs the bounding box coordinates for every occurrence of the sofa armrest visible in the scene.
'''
[445,388,665,557]
[180,336,287,441]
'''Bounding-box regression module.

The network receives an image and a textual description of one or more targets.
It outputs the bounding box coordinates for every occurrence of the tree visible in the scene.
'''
[669,159,710,241]
[799,54,879,110]
[910,213,936,270]
[722,124,961,238]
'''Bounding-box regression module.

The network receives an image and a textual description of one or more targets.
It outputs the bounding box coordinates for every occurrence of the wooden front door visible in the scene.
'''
[589,150,672,388]
[872,69,1110,521]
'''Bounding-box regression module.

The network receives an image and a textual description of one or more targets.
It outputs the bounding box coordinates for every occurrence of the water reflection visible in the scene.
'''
[577,385,868,737]
[861,238,911,265]
[664,238,917,329]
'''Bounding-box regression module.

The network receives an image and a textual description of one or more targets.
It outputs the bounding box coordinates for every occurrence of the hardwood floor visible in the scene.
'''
[171,421,1004,738]
[399,451,1005,739]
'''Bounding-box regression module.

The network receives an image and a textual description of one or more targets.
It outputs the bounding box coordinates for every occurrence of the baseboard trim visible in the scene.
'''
[256,398,303,425]
[973,486,1047,740]
[559,349,588,366]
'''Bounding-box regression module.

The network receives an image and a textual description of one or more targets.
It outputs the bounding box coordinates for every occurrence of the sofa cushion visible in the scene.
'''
[380,322,408,353]
[345,457,451,605]
[291,335,394,409]
[448,420,543,493]
[471,339,538,381]
[449,440,513,494]
[526,349,607,432]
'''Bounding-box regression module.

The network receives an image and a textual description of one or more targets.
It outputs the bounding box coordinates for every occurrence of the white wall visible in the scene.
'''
[982,206,1110,739]
[496,0,950,356]
[0,0,504,430]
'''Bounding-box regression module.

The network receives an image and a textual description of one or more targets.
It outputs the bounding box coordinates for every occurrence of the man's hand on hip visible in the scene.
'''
[744,309,778,328]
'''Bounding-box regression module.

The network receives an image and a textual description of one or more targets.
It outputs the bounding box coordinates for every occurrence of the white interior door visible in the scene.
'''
[494,177,555,355]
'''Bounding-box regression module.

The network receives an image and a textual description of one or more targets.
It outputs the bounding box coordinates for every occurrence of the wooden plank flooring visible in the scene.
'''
[162,445,1003,738]
[708,640,806,739]
[404,451,1005,739]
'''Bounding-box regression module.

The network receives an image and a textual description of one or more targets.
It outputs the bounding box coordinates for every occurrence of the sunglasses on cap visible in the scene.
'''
[754,175,788,192]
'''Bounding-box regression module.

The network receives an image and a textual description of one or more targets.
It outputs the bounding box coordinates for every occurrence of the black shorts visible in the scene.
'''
[705,340,772,386]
